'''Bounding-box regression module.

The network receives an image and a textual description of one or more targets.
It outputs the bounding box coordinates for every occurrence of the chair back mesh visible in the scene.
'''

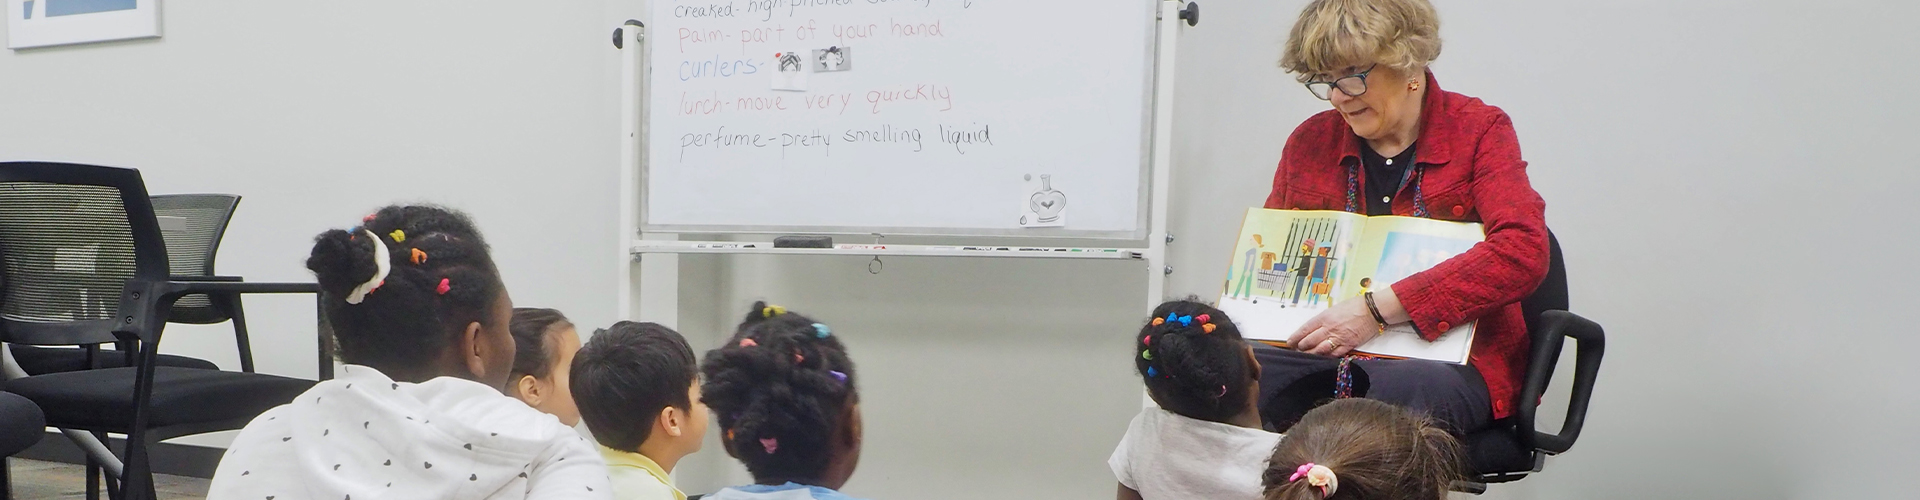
[151,194,241,324]
[0,183,139,326]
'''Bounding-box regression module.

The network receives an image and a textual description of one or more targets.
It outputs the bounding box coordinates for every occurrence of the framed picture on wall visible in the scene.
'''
[6,0,160,50]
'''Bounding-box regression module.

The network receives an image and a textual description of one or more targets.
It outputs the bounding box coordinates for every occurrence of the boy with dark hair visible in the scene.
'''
[571,321,709,500]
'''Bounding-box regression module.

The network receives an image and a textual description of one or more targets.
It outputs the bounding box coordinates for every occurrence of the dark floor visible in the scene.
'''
[6,459,207,500]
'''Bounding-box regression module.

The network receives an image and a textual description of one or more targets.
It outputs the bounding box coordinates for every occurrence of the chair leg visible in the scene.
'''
[2,456,13,500]
[86,459,99,500]
[224,293,256,373]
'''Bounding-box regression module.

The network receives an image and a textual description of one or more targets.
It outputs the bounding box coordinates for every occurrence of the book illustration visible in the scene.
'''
[1217,208,1484,364]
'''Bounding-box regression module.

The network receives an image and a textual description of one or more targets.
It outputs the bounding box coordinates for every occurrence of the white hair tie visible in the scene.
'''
[345,229,391,304]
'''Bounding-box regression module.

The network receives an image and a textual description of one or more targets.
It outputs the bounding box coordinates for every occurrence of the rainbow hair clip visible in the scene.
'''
[738,338,758,348]
[762,305,787,318]
[813,323,831,338]
[1146,366,1159,378]
[828,370,848,385]
[1166,313,1193,327]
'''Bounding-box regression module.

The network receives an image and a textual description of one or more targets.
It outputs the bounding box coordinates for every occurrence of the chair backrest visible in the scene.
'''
[1520,230,1568,333]
[151,194,242,324]
[0,162,168,346]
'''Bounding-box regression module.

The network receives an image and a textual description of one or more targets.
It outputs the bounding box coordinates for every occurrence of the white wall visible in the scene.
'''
[6,1,1920,499]
[0,0,637,445]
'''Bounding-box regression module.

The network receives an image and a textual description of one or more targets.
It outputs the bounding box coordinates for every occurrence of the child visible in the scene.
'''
[510,307,583,426]
[209,205,609,500]
[1110,299,1279,500]
[1261,398,1463,500]
[700,302,868,500]
[570,321,709,500]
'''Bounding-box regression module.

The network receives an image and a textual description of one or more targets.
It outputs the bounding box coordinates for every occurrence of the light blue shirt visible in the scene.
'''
[705,482,868,500]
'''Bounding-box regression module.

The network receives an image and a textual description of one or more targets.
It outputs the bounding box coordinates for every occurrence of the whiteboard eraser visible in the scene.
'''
[773,236,834,248]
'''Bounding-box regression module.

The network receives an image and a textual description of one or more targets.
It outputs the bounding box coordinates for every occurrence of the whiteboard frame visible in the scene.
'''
[620,0,1189,329]
[634,0,1161,241]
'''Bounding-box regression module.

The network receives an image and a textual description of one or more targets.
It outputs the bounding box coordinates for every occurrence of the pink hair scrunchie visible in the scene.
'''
[1288,463,1339,497]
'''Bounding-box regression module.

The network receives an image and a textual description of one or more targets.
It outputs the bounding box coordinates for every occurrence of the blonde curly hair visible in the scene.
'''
[1279,0,1442,82]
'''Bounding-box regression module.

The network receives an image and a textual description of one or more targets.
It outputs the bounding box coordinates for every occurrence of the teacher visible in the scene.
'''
[1255,0,1548,435]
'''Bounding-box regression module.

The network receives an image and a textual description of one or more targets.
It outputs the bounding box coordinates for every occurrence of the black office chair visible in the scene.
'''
[0,392,46,500]
[1455,231,1606,493]
[0,162,319,500]
[8,194,265,375]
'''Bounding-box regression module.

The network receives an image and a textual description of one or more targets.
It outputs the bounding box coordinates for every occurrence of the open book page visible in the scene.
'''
[1217,209,1485,364]
[1333,216,1485,363]
[1216,208,1364,345]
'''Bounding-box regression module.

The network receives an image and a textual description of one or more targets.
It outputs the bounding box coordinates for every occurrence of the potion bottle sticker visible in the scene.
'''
[1019,174,1068,228]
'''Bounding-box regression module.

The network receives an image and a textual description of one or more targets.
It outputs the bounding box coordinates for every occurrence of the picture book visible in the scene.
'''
[1216,208,1485,364]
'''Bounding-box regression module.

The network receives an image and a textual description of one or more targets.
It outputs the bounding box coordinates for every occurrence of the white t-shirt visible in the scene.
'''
[208,365,610,500]
[1107,407,1283,500]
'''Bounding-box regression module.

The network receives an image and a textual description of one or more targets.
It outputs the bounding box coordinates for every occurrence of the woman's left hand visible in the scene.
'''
[1287,298,1382,357]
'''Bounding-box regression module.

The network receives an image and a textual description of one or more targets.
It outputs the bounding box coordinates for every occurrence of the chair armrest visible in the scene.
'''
[168,275,243,282]
[164,281,320,295]
[111,279,320,343]
[1513,310,1605,455]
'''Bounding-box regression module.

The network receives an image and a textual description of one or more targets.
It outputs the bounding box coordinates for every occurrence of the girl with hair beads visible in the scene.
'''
[209,205,608,500]
[700,302,868,500]
[1110,299,1280,500]
[1262,398,1463,500]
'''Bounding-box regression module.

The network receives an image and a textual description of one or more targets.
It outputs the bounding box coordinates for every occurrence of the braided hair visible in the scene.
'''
[700,301,859,485]
[1136,299,1256,423]
[305,205,506,382]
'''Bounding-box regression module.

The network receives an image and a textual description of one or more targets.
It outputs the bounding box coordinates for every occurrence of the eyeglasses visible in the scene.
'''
[1304,64,1377,100]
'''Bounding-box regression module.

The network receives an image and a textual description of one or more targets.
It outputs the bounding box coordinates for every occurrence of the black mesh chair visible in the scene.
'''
[1456,231,1606,493]
[7,194,257,374]
[0,162,319,500]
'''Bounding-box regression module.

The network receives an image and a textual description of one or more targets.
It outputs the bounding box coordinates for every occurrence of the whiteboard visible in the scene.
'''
[644,0,1158,238]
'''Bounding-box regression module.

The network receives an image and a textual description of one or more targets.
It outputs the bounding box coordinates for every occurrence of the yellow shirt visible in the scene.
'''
[600,445,686,500]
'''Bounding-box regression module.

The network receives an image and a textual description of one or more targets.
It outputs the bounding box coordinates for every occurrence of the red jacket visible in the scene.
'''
[1263,73,1549,419]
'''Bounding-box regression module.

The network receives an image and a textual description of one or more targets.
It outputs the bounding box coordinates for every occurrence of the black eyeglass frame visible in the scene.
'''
[1304,64,1379,100]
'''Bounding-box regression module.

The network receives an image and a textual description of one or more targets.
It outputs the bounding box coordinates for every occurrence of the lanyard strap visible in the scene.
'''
[1345,161,1429,217]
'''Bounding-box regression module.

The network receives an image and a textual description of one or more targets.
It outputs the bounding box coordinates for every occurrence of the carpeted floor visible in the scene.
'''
[6,459,208,500]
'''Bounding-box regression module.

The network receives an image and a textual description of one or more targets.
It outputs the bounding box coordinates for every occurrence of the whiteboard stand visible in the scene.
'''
[617,0,1194,328]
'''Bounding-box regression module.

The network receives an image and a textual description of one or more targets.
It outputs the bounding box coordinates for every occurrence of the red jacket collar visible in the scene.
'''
[1337,70,1455,167]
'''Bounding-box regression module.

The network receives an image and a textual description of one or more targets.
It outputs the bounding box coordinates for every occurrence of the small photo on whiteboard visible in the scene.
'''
[813,46,852,73]
[7,0,160,50]
[771,51,809,92]
[1019,174,1068,228]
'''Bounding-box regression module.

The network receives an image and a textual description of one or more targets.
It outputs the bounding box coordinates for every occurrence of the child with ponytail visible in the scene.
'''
[1261,398,1463,500]
[1110,299,1280,500]
[699,302,869,500]
[209,205,608,500]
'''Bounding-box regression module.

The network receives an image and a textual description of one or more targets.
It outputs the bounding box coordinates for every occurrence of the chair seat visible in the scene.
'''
[7,344,219,375]
[1464,425,1536,477]
[0,391,47,457]
[6,367,312,433]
